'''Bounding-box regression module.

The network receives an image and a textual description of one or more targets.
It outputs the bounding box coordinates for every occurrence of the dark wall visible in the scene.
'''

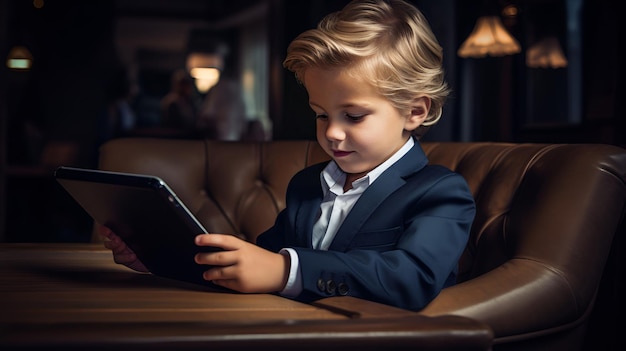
[1,0,624,243]
[0,0,8,244]
[4,0,623,158]
[5,0,119,168]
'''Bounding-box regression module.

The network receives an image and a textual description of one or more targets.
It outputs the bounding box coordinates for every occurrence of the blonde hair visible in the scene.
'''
[283,0,449,126]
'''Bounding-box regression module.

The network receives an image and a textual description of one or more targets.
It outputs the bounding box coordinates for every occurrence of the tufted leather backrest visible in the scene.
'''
[98,138,626,350]
[422,142,626,283]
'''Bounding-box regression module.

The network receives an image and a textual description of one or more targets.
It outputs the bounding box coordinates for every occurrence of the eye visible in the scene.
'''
[345,113,366,122]
[315,113,328,120]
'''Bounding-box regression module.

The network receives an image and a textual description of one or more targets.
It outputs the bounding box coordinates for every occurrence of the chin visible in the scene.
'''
[333,161,366,175]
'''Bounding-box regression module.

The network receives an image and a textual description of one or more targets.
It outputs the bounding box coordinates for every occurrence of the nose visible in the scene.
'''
[323,118,345,141]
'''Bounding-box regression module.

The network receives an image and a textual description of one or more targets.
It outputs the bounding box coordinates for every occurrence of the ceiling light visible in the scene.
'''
[6,46,33,70]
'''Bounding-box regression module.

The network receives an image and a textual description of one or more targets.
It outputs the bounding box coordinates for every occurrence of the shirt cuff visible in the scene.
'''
[278,248,303,297]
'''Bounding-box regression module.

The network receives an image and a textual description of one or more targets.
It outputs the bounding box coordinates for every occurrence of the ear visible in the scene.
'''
[404,96,431,131]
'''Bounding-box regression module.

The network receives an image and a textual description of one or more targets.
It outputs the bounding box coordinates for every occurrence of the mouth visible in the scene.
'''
[332,150,353,158]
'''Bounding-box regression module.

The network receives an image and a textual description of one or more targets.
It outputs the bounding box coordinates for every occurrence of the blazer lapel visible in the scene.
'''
[292,163,326,248]
[295,195,323,247]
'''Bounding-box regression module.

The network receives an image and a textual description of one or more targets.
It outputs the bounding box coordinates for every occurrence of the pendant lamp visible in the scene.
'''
[526,36,568,68]
[458,2,521,58]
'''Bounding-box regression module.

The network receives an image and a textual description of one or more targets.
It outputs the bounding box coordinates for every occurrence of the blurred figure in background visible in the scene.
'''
[160,69,200,135]
[196,74,247,141]
[187,34,247,141]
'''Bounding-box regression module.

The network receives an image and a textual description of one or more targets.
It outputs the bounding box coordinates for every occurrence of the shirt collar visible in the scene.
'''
[320,137,415,195]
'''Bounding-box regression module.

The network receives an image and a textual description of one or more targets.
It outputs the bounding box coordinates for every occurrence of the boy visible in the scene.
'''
[102,0,475,311]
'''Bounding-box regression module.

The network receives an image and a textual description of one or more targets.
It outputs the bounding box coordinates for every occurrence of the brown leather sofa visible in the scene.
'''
[97,137,626,351]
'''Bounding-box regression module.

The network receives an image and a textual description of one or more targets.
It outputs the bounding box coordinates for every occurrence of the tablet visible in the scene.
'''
[54,166,220,287]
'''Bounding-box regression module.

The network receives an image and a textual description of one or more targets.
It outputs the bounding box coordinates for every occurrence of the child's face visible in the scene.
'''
[303,67,423,179]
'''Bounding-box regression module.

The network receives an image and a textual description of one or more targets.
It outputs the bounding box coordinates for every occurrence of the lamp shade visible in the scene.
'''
[458,16,521,58]
[526,36,568,68]
[186,53,223,93]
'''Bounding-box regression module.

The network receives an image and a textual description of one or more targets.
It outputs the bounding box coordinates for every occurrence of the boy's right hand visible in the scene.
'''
[98,225,149,273]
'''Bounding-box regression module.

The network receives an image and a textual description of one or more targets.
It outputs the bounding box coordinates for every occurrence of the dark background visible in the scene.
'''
[0,0,623,243]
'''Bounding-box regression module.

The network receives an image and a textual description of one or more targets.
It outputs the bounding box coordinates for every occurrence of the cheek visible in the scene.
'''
[354,121,404,150]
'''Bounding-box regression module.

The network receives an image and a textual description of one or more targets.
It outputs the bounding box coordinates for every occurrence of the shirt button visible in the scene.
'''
[326,280,336,294]
[317,278,326,292]
[338,283,349,296]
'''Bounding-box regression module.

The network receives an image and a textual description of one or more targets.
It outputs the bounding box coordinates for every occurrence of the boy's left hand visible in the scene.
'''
[194,234,289,294]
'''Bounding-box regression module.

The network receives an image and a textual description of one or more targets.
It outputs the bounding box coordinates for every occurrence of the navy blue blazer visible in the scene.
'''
[256,141,476,311]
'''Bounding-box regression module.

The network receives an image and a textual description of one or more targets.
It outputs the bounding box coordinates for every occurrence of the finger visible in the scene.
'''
[103,235,128,251]
[195,234,243,251]
[97,225,113,238]
[103,237,123,250]
[113,252,138,265]
[195,250,238,266]
[202,264,240,281]
[103,240,117,250]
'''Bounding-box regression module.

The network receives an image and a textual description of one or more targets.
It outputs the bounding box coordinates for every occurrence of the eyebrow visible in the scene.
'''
[309,101,370,110]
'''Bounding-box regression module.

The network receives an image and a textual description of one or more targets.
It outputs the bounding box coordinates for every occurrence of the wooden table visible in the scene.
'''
[0,244,493,350]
